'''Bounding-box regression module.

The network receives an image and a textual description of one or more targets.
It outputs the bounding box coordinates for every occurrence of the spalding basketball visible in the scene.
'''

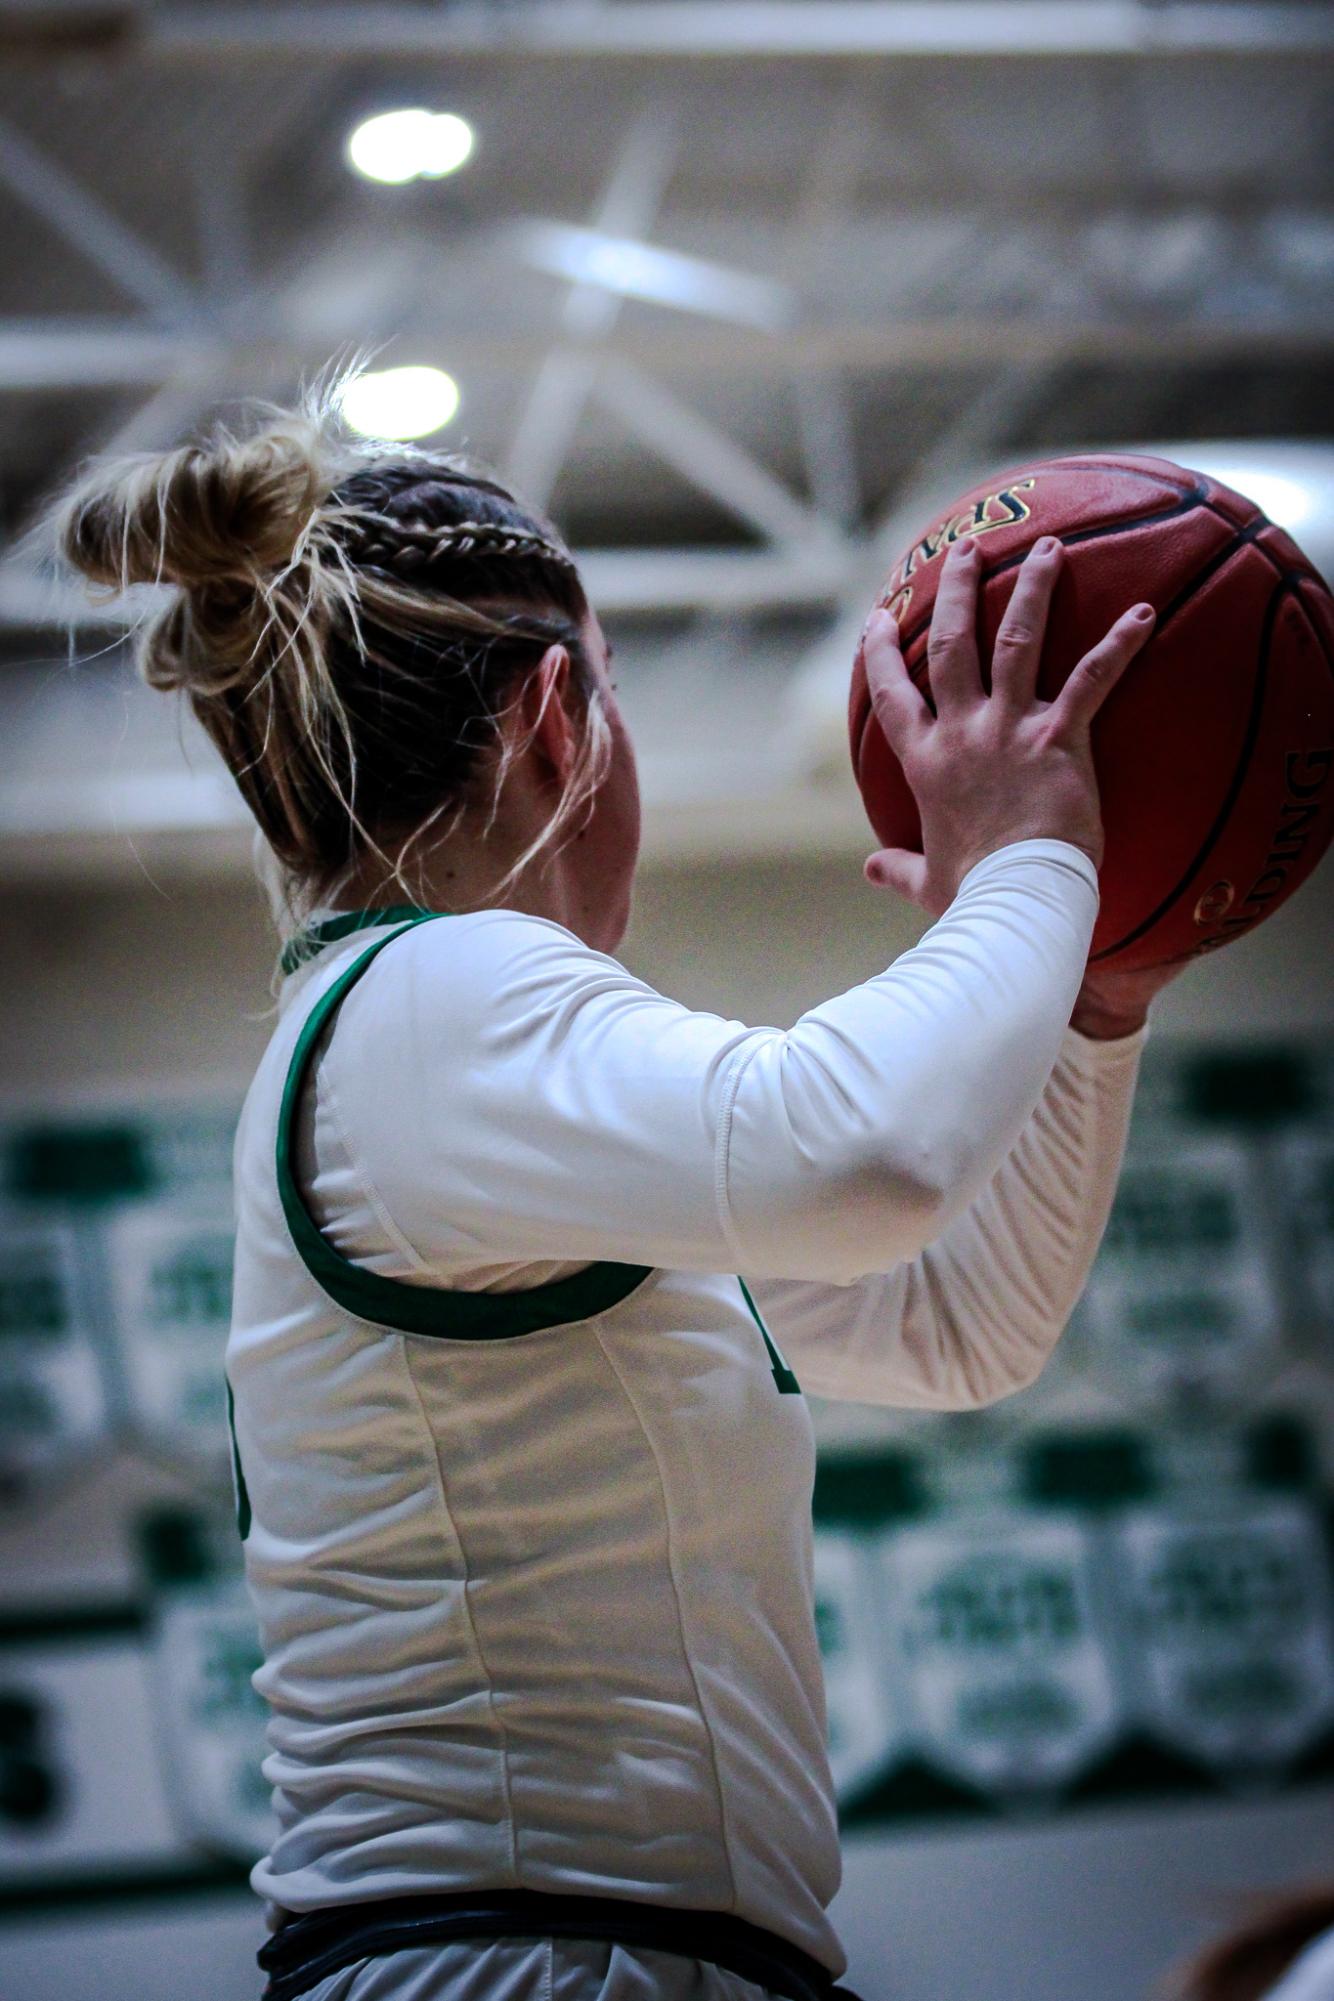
[848,453,1334,971]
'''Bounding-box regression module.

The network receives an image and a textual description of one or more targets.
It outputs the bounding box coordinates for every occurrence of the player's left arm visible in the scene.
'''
[747,957,1184,1410]
[758,544,1184,1408]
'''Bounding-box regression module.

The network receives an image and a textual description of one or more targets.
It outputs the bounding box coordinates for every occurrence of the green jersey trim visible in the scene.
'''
[275,915,655,1339]
[279,906,435,977]
[738,1276,801,1395]
[225,1374,252,1541]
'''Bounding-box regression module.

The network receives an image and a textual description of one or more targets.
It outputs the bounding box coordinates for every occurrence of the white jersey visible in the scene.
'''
[226,839,1143,1976]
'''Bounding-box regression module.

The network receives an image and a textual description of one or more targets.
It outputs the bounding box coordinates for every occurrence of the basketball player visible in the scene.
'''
[57,397,1178,2001]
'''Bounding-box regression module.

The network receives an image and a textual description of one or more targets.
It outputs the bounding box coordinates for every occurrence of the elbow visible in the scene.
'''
[958,1348,1049,1410]
[841,1137,975,1256]
[724,1107,993,1283]
[728,1154,955,1283]
[944,1312,1066,1410]
[814,1151,962,1273]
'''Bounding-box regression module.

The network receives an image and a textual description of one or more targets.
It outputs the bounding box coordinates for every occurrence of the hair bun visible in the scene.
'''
[58,414,341,597]
[54,407,359,700]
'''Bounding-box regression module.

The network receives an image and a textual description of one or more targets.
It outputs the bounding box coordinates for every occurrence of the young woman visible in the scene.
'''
[59,398,1174,2001]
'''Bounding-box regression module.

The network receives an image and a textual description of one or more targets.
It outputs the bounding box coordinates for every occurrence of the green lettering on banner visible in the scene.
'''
[0,1266,66,1340]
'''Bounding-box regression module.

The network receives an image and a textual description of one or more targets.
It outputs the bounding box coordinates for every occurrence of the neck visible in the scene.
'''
[328,818,602,945]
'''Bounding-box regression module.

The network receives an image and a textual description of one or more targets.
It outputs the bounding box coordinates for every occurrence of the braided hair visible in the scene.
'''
[54,389,611,916]
[342,508,579,580]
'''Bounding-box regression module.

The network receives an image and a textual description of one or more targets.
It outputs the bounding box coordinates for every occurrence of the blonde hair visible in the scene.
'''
[53,386,612,918]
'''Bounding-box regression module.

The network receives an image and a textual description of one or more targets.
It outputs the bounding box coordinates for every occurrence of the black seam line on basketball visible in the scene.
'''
[1089,572,1288,964]
[1221,517,1329,597]
[1148,523,1258,633]
[1295,572,1334,689]
[1201,496,1265,534]
[851,485,1213,758]
[896,486,1212,667]
[1198,497,1328,592]
[1005,459,1198,494]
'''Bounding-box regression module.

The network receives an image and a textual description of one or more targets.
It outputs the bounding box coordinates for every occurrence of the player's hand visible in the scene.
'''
[860,535,1155,917]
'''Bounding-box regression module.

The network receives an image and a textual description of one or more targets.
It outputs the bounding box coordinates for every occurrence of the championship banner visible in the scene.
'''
[0,1041,1331,1906]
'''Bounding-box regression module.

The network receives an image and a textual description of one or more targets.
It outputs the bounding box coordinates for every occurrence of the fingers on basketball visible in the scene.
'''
[864,613,930,754]
[990,539,1063,708]
[1051,604,1156,736]
[926,539,985,707]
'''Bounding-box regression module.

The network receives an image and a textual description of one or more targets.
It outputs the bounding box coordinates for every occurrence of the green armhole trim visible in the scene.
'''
[737,1276,801,1395]
[276,916,654,1340]
[225,1375,252,1541]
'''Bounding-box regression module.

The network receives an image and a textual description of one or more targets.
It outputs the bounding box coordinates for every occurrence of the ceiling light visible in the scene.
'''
[347,109,474,185]
[338,366,460,441]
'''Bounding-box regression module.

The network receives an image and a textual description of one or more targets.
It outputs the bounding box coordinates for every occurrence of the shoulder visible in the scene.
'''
[342,908,661,1046]
[384,907,647,992]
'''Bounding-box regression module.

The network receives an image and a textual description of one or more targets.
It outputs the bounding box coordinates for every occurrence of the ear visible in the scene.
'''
[515,643,579,783]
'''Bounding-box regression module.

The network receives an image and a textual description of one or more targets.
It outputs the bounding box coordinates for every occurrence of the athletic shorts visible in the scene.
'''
[303,1937,776,2000]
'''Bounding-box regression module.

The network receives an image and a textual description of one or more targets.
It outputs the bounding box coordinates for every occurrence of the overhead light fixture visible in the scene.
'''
[338,365,460,441]
[347,108,475,185]
[507,219,795,330]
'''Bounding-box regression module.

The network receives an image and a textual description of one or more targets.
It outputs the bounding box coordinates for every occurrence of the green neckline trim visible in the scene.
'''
[279,906,437,977]
[276,915,655,1340]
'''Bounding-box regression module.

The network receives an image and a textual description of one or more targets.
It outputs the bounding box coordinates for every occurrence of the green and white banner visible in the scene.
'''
[0,1040,1332,1903]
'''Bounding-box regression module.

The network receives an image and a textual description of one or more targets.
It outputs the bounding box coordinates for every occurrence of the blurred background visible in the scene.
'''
[0,3,1333,1998]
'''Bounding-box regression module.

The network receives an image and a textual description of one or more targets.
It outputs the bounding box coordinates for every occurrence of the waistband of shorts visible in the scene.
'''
[257,1889,864,2001]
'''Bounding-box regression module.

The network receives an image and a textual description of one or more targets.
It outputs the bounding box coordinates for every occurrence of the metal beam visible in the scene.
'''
[0,318,222,386]
[0,113,197,320]
[594,356,844,551]
[1,543,854,631]
[583,544,849,612]
[507,219,795,331]
[149,4,1334,60]
[2,308,1329,392]
[785,82,875,530]
[504,111,679,510]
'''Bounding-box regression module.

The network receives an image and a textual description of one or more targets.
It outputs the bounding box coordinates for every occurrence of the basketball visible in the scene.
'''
[848,453,1334,971]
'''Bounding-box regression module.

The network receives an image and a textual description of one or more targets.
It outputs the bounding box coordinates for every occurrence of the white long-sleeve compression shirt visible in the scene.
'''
[299,836,1142,1406]
[229,834,1143,1962]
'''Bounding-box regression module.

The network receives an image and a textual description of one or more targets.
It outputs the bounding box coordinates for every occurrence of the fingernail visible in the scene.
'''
[1035,536,1060,556]
[1132,603,1155,621]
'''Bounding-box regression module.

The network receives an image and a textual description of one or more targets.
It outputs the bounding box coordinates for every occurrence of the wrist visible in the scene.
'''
[1071,953,1190,1039]
[1069,990,1150,1041]
[957,827,1101,881]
